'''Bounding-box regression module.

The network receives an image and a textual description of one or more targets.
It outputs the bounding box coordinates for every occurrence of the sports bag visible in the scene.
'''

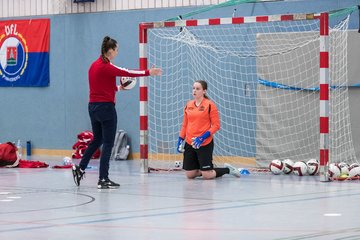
[0,142,20,167]
[110,130,130,160]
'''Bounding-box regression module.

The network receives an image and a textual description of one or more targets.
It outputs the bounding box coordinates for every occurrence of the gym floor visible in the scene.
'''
[0,156,359,240]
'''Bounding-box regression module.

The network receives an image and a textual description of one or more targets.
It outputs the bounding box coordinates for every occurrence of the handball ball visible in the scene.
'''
[306,159,319,175]
[174,161,182,168]
[121,77,137,90]
[63,156,73,166]
[338,162,350,175]
[328,163,341,178]
[349,163,359,169]
[349,165,360,178]
[269,159,283,175]
[282,159,294,174]
[293,161,307,176]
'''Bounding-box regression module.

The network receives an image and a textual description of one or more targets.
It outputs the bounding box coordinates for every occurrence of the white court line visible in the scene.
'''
[0,192,11,195]
[7,196,21,199]
[0,199,14,202]
[324,213,342,217]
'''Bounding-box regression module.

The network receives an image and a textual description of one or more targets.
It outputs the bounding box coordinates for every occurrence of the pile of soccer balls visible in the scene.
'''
[269,159,360,178]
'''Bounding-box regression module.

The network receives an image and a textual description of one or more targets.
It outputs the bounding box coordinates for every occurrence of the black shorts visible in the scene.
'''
[183,140,214,171]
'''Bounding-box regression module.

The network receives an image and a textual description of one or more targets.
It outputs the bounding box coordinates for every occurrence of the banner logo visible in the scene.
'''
[7,46,17,65]
[0,24,28,82]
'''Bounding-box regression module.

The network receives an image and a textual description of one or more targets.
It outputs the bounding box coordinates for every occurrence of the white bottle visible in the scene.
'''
[16,140,22,159]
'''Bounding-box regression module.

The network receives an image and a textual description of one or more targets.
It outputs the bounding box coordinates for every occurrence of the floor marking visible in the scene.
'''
[7,196,21,199]
[0,192,11,195]
[0,199,14,202]
[324,213,342,217]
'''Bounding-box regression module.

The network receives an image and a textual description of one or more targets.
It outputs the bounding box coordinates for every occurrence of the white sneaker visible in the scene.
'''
[224,163,241,178]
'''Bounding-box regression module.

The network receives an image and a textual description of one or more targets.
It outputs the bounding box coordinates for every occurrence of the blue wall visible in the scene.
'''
[0,0,359,152]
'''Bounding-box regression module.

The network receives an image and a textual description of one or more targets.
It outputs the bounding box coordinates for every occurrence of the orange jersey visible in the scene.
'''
[179,98,220,146]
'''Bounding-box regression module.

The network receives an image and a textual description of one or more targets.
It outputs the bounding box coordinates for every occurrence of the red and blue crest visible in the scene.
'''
[0,19,50,87]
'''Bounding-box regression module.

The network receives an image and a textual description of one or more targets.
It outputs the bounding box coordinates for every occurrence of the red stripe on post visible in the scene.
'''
[319,84,329,100]
[139,25,147,44]
[281,15,294,21]
[140,86,148,101]
[209,18,221,25]
[164,21,176,27]
[186,20,198,26]
[139,58,147,70]
[139,23,154,29]
[140,144,148,159]
[320,117,329,133]
[320,52,329,68]
[232,17,244,24]
[256,16,269,22]
[320,13,329,36]
[319,149,329,166]
[140,116,148,131]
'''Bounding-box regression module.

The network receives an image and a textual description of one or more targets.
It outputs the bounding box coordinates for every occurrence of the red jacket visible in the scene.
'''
[88,56,150,103]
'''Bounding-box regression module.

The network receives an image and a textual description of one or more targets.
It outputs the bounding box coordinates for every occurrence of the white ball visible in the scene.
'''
[121,77,137,90]
[307,158,319,164]
[293,161,307,176]
[338,162,349,175]
[269,159,284,175]
[63,156,72,166]
[174,161,182,168]
[282,159,294,174]
[349,165,360,178]
[328,163,341,178]
[306,159,319,175]
[349,163,360,169]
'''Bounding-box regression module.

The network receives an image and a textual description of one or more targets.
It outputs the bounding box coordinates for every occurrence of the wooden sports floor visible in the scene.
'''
[0,156,359,240]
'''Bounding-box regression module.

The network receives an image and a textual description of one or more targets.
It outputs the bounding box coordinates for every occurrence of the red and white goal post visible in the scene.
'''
[139,9,358,181]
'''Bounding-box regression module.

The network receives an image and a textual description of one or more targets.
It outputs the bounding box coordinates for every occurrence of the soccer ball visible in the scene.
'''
[269,159,283,175]
[306,159,319,175]
[282,159,294,174]
[174,161,182,168]
[293,161,307,176]
[328,163,341,178]
[121,77,137,90]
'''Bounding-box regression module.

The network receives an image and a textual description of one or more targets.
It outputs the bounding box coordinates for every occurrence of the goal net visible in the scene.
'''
[141,12,356,176]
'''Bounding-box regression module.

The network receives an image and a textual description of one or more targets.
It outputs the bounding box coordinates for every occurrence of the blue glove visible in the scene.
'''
[192,131,211,149]
[177,137,184,153]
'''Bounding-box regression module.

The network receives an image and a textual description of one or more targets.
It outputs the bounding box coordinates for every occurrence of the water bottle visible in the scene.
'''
[26,141,32,156]
[16,140,22,159]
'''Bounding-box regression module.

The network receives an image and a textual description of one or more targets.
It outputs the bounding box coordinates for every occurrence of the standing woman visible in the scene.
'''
[177,80,240,179]
[72,36,162,189]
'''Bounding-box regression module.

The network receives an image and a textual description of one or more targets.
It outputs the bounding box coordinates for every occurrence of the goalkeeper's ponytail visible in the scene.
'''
[196,80,209,99]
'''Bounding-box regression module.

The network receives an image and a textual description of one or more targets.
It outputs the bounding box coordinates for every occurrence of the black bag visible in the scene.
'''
[111,130,130,160]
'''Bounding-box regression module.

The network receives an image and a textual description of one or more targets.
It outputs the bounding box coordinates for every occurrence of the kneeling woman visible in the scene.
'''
[177,80,240,179]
